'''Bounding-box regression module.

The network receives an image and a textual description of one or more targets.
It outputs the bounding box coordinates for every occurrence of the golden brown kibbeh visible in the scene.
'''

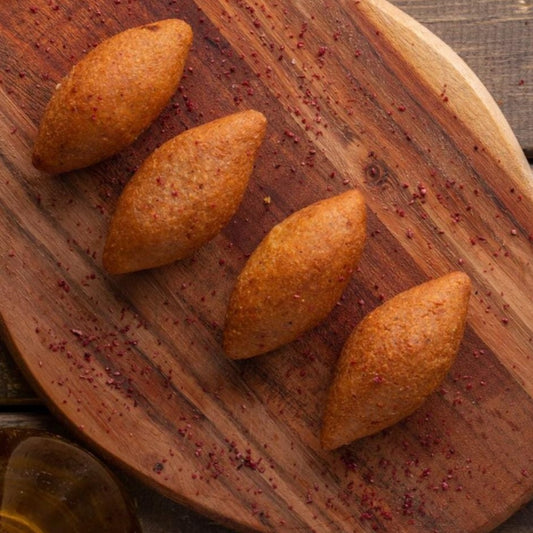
[321,271,471,450]
[224,190,367,360]
[32,19,193,174]
[103,110,267,274]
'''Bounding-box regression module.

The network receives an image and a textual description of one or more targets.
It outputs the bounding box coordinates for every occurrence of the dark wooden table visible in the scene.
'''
[0,1,531,531]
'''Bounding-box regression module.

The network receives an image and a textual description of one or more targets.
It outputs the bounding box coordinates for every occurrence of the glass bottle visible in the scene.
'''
[0,428,141,533]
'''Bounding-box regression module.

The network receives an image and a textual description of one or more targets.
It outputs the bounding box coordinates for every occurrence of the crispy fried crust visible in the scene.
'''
[32,19,193,174]
[321,271,471,450]
[223,190,367,360]
[102,110,267,274]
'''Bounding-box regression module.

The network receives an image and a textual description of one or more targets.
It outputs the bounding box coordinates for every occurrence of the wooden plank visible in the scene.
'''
[0,1,532,532]
[0,342,38,404]
[390,0,533,154]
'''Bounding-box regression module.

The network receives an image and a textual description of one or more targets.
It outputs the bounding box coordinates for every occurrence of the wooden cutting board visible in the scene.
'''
[0,1,532,531]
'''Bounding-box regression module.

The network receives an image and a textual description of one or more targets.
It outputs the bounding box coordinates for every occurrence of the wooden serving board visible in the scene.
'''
[0,1,532,531]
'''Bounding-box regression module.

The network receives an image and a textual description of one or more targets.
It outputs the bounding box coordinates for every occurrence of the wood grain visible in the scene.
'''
[0,1,532,532]
[0,411,530,532]
[391,0,532,155]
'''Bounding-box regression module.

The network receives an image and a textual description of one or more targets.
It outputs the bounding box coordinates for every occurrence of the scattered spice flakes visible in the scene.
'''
[230,444,265,473]
[35,304,174,421]
[153,461,165,474]
[9,4,530,529]
[441,90,449,103]
[57,278,70,293]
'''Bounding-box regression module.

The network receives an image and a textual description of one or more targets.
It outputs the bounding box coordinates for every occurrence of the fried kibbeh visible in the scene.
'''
[224,190,367,360]
[32,19,193,174]
[103,110,267,274]
[321,271,471,450]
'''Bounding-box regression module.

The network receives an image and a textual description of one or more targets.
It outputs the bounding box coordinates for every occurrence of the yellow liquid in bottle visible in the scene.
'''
[0,430,141,533]
[0,511,44,533]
